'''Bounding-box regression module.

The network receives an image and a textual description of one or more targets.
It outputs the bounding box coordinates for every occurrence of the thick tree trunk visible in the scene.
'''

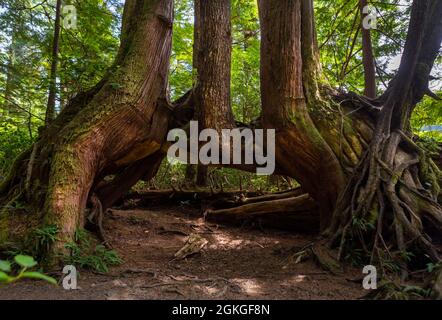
[258,0,346,229]
[257,0,442,279]
[1,0,440,286]
[0,0,176,257]
[192,0,235,187]
[194,0,234,131]
[325,0,442,278]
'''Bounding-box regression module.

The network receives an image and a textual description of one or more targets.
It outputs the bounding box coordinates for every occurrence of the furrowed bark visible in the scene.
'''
[194,0,234,131]
[258,0,345,229]
[0,0,175,257]
[193,0,235,186]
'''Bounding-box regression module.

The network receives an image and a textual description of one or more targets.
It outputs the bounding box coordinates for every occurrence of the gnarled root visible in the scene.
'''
[326,130,442,281]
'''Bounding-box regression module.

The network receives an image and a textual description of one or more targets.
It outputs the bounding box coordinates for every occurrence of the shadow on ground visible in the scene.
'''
[0,205,366,300]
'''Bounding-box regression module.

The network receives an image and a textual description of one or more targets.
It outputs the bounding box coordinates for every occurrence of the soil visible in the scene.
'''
[0,204,366,300]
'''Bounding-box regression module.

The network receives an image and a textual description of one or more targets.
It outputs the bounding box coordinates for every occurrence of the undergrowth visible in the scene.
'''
[64,229,122,273]
[0,255,56,285]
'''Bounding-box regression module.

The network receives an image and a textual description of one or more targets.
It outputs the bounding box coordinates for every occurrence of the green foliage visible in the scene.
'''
[231,0,260,123]
[367,282,431,300]
[0,0,121,172]
[0,118,34,175]
[64,229,122,273]
[141,159,295,193]
[351,216,375,232]
[169,0,194,100]
[59,0,122,98]
[411,95,442,141]
[426,262,441,273]
[0,254,57,285]
[28,224,59,255]
[344,248,365,267]
[315,0,410,93]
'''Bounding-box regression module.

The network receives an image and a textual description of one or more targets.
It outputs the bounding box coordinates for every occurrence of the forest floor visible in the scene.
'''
[0,204,366,300]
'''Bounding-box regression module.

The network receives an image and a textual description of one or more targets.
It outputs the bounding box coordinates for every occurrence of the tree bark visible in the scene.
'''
[194,0,234,131]
[1,0,441,282]
[258,0,346,229]
[359,0,376,98]
[326,0,442,274]
[45,0,62,125]
[257,0,442,277]
[192,0,235,187]
[0,0,177,257]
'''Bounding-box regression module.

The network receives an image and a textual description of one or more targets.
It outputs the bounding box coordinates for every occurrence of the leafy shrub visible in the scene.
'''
[27,224,59,256]
[0,255,57,285]
[64,229,122,273]
[0,126,31,177]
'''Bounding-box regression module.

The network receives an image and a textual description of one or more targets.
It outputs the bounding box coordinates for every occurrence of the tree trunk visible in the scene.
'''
[257,0,442,277]
[45,0,62,125]
[327,0,442,272]
[1,0,441,283]
[359,0,376,98]
[192,0,235,187]
[0,0,177,258]
[259,0,347,229]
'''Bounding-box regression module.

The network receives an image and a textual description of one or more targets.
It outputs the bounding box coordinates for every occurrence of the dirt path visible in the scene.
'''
[0,205,366,300]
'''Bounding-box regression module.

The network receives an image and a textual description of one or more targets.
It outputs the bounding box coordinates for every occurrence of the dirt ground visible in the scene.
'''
[0,204,367,300]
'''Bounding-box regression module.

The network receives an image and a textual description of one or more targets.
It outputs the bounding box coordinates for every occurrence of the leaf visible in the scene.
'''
[0,260,11,272]
[0,271,13,283]
[14,255,37,268]
[427,263,435,273]
[21,272,57,285]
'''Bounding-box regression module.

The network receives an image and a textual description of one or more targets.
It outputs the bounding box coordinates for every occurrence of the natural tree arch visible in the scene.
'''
[0,0,441,294]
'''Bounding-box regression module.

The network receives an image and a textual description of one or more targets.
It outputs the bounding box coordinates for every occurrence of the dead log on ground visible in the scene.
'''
[205,193,319,233]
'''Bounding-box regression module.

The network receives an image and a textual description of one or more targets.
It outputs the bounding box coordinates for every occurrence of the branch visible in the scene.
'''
[425,88,441,101]
[0,95,45,121]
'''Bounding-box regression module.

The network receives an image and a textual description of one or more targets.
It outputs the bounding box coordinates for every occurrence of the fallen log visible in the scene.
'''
[205,193,319,233]
[237,188,305,205]
[121,188,301,209]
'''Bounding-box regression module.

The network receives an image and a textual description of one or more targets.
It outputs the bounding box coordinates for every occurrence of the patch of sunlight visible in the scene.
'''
[232,278,263,296]
[292,274,307,283]
[209,233,256,250]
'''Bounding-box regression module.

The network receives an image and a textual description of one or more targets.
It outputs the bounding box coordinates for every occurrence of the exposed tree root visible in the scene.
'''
[434,269,442,299]
[86,194,110,248]
[326,130,442,280]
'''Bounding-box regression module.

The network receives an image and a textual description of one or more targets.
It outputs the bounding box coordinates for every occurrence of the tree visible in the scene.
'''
[212,0,442,280]
[359,0,376,98]
[45,0,62,125]
[0,0,184,256]
[0,0,441,288]
[193,0,234,186]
